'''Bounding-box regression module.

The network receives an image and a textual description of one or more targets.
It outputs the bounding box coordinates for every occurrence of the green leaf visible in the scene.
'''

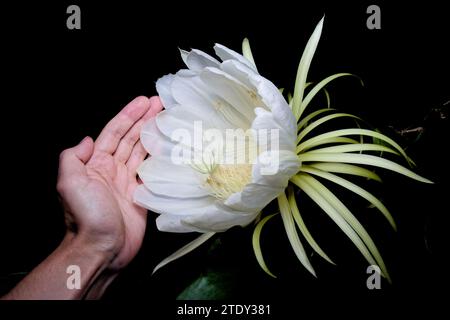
[297,152,433,184]
[278,192,316,276]
[287,186,335,264]
[300,166,396,229]
[297,113,361,144]
[242,38,257,70]
[153,232,215,274]
[307,162,382,182]
[292,17,324,120]
[252,213,278,278]
[177,269,235,300]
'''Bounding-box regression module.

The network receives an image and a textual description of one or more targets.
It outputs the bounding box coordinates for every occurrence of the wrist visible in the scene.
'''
[56,232,122,299]
[61,232,116,271]
[3,232,117,300]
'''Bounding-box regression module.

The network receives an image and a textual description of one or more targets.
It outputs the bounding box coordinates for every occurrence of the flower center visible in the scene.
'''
[206,164,252,200]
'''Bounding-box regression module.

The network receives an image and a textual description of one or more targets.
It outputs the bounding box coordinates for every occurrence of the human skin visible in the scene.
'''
[2,96,163,299]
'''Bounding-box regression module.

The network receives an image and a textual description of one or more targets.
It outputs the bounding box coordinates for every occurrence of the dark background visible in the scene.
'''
[1,0,448,313]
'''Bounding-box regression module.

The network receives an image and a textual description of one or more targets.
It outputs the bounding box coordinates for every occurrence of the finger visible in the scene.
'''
[114,97,163,163]
[113,118,147,163]
[125,97,163,177]
[128,174,144,192]
[126,141,148,183]
[114,107,155,163]
[149,95,164,114]
[95,96,151,154]
[57,136,94,186]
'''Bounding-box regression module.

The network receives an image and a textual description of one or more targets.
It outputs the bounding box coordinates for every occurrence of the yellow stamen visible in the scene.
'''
[206,164,252,200]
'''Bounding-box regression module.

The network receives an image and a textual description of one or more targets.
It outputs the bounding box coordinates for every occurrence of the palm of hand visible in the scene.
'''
[83,151,147,271]
[58,97,162,271]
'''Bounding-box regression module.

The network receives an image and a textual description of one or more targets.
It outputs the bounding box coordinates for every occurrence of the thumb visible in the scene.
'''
[73,136,94,163]
[58,137,94,180]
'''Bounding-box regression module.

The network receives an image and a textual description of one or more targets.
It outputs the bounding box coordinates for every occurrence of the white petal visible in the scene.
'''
[224,183,283,211]
[252,150,301,187]
[220,59,258,91]
[251,107,296,151]
[179,49,189,65]
[138,157,209,198]
[170,75,243,129]
[149,181,208,199]
[156,214,205,233]
[154,105,227,162]
[247,73,297,136]
[241,183,282,208]
[181,203,258,232]
[223,192,245,210]
[220,60,297,145]
[156,74,177,109]
[155,105,199,139]
[133,185,215,215]
[138,157,203,185]
[140,117,178,157]
[176,69,197,78]
[200,67,263,124]
[182,49,220,72]
[214,43,258,72]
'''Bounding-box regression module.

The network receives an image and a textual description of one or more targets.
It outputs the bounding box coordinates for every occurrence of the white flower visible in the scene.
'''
[134,43,300,233]
[136,17,432,278]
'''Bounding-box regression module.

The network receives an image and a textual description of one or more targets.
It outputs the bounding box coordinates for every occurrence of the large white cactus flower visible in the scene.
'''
[135,42,300,233]
[135,39,301,273]
[136,17,432,278]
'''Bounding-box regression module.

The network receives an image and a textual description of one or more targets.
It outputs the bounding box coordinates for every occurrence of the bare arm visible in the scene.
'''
[2,234,111,299]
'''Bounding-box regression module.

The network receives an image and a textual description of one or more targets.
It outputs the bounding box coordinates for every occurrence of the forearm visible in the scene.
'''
[2,233,112,300]
[84,270,119,299]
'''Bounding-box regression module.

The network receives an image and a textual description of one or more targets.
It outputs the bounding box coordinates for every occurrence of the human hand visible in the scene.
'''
[57,96,163,272]
[2,96,163,300]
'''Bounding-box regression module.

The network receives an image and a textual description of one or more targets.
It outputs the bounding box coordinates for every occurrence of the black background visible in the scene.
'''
[1,0,449,314]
